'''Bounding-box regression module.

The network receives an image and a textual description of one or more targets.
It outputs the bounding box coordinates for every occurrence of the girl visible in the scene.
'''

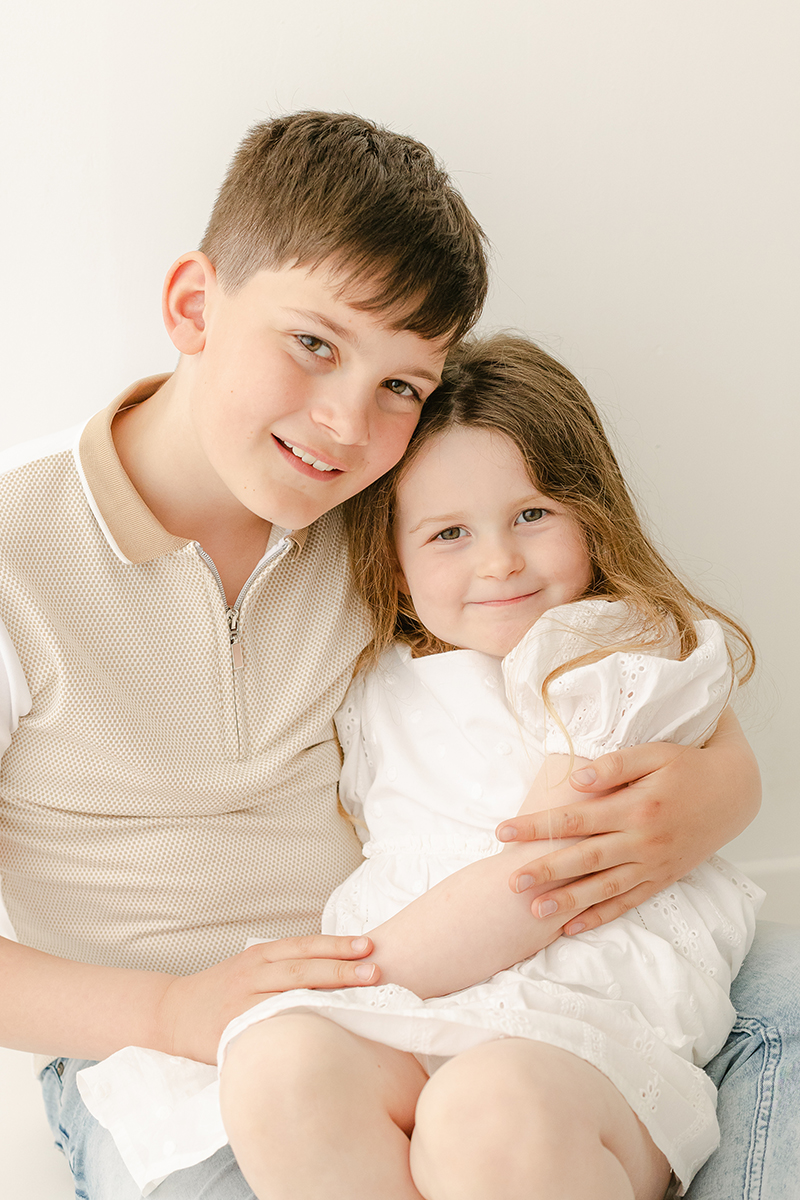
[80,335,761,1199]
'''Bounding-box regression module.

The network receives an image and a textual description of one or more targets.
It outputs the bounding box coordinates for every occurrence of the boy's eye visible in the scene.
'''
[383,379,421,402]
[296,334,334,359]
[515,508,546,524]
[435,526,466,542]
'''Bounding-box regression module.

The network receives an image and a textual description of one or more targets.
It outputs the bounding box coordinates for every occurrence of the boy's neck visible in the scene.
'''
[112,371,271,605]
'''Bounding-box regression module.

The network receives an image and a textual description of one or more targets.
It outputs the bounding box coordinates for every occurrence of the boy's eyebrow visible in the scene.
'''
[283,307,356,344]
[282,307,443,385]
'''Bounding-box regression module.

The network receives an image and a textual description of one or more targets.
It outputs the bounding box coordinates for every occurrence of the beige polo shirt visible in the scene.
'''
[0,377,371,975]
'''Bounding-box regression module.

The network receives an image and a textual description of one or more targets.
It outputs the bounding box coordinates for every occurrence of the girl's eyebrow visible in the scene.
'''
[407,495,552,535]
[408,513,465,534]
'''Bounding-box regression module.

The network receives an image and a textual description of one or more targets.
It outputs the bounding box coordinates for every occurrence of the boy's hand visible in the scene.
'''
[496,710,760,935]
[157,934,378,1064]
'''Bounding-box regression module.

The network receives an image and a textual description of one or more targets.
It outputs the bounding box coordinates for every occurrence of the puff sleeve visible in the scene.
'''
[502,599,733,759]
[333,667,373,842]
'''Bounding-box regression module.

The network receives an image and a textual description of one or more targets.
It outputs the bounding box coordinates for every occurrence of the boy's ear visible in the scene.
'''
[162,252,217,355]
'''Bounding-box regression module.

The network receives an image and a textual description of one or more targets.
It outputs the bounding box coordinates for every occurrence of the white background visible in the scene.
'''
[0,3,798,1192]
[0,1,798,876]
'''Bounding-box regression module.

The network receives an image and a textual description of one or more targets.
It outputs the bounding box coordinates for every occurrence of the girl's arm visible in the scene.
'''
[499,708,760,934]
[363,753,595,999]
[365,710,759,999]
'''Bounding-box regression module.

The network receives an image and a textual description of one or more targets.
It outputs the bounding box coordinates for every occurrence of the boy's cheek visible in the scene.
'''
[362,419,420,486]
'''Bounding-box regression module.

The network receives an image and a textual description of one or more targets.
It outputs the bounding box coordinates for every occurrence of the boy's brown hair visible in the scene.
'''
[345,333,755,686]
[200,111,489,344]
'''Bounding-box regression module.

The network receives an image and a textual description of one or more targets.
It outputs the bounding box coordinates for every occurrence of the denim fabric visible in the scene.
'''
[40,921,800,1199]
[686,921,800,1199]
[41,1057,255,1200]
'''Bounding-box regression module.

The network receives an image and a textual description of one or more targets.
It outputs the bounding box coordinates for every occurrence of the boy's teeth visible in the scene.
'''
[286,442,336,472]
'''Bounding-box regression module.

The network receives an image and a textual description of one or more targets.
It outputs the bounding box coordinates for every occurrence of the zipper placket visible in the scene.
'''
[195,537,293,756]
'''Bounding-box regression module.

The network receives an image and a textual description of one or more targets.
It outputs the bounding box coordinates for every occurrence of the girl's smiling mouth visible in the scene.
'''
[471,592,540,607]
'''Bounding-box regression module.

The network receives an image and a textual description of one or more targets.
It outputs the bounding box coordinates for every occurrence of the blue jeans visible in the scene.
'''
[42,922,800,1199]
[41,1057,254,1199]
[685,921,800,1199]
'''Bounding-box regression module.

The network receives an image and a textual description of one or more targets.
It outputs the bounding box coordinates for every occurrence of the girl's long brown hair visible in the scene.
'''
[344,334,755,686]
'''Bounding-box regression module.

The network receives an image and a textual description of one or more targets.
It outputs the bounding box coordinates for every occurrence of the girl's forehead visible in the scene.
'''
[399,427,530,493]
[407,425,518,470]
[395,425,540,519]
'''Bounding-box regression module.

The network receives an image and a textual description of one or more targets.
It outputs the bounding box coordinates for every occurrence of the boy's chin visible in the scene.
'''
[244,494,341,532]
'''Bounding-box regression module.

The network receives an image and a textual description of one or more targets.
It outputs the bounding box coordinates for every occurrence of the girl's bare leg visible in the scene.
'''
[410,1040,672,1200]
[219,1013,428,1200]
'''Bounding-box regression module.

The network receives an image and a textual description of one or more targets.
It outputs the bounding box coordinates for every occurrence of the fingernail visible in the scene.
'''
[571,767,596,785]
[351,937,369,952]
[538,899,558,917]
[354,963,376,981]
[565,922,585,935]
[497,825,517,842]
[515,874,534,892]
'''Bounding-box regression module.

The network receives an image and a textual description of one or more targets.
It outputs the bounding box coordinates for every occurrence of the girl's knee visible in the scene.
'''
[411,1040,558,1191]
[221,1014,424,1136]
[417,1040,570,1140]
[410,1040,630,1196]
[221,1008,345,1075]
[220,1015,346,1120]
[411,1043,670,1200]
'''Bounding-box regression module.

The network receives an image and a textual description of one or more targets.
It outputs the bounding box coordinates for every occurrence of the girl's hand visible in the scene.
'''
[155,934,378,1064]
[497,709,760,935]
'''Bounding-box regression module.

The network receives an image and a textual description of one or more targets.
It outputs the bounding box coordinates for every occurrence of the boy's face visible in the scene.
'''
[187,263,449,529]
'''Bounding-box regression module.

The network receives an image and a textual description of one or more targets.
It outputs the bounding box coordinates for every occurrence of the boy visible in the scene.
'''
[0,112,767,1198]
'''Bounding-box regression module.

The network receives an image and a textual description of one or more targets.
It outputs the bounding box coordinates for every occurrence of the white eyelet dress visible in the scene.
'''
[77,600,763,1196]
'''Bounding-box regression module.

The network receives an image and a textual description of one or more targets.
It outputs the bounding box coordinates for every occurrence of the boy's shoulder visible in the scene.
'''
[0,422,83,479]
[0,420,87,549]
[0,374,170,487]
[0,377,188,567]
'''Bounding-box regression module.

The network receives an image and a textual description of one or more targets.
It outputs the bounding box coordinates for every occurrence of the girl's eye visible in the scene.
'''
[296,334,334,359]
[435,526,466,542]
[515,508,546,524]
[383,379,421,402]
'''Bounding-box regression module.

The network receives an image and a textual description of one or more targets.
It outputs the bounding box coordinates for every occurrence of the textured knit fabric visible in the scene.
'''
[0,378,371,983]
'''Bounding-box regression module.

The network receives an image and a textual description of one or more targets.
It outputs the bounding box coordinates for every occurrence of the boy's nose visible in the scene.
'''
[311,381,371,446]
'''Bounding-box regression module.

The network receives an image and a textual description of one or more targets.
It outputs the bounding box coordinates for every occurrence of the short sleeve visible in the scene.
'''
[0,617,30,942]
[0,615,32,757]
[334,668,374,842]
[502,599,732,759]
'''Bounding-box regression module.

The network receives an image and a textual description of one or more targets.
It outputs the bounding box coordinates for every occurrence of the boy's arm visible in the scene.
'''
[0,933,378,1065]
[498,709,760,934]
[363,754,593,999]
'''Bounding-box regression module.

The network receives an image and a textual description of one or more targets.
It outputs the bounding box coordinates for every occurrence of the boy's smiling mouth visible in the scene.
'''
[274,436,343,475]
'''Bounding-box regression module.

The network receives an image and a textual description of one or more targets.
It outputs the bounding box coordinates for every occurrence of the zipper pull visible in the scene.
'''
[228,608,244,670]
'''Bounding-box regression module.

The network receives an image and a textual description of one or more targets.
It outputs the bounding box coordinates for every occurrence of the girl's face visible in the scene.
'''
[394,426,593,657]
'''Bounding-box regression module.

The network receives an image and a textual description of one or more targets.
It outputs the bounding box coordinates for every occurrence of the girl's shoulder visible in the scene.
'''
[502,599,731,755]
[504,597,726,679]
[503,598,664,676]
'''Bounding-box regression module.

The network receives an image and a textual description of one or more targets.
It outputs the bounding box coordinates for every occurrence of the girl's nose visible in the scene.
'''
[477,537,525,580]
